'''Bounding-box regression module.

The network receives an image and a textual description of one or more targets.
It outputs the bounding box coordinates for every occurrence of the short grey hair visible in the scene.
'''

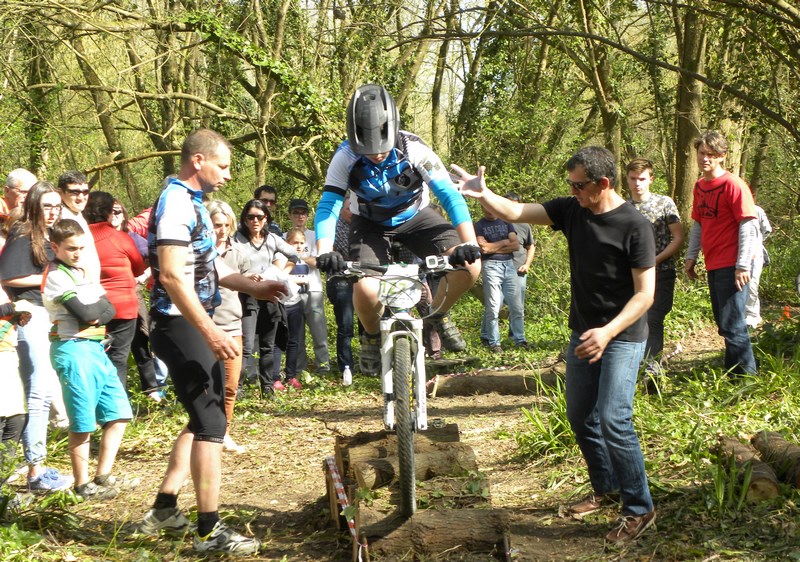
[6,168,37,190]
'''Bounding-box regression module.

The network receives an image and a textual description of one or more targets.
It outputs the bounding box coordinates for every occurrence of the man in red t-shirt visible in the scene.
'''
[685,130,757,375]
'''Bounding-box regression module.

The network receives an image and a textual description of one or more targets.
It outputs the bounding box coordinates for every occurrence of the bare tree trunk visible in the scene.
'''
[529,0,560,107]
[22,23,53,177]
[746,129,770,199]
[673,6,706,223]
[71,36,136,204]
[577,0,622,165]
[454,1,500,149]
[252,0,293,186]
[395,0,444,113]
[431,0,458,152]
[645,3,675,187]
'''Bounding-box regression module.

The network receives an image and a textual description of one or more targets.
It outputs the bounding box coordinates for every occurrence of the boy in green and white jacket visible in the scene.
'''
[42,218,132,500]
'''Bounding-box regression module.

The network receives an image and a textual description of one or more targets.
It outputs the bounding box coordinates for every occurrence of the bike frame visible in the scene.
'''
[376,262,428,433]
[380,311,427,433]
[336,255,454,518]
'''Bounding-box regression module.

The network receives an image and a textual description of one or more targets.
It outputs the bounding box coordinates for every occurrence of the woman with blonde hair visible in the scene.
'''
[207,200,249,453]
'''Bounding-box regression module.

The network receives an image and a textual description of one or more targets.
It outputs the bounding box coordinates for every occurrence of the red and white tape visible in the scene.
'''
[326,455,367,561]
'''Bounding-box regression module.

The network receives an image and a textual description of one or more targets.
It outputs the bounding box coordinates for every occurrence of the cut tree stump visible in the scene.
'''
[351,442,478,489]
[328,423,510,560]
[429,369,560,398]
[359,508,510,559]
[715,436,780,501]
[751,430,800,487]
[335,424,460,475]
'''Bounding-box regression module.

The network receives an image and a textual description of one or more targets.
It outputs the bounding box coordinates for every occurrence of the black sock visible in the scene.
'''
[197,511,220,537]
[153,492,178,510]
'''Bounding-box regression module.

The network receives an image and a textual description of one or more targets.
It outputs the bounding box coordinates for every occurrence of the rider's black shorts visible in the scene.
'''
[349,207,461,264]
[150,314,227,443]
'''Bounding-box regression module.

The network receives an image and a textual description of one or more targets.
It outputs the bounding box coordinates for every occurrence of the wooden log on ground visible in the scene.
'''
[360,508,510,559]
[716,436,780,501]
[752,430,800,487]
[416,475,492,509]
[352,442,478,489]
[430,369,560,398]
[425,356,480,375]
[336,424,460,474]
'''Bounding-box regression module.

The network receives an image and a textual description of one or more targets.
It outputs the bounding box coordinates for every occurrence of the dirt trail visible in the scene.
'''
[68,324,726,561]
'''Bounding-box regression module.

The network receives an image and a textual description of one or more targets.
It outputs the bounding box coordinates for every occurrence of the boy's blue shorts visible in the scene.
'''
[50,339,132,433]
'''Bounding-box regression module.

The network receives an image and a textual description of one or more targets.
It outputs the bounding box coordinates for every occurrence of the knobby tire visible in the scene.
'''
[393,335,416,518]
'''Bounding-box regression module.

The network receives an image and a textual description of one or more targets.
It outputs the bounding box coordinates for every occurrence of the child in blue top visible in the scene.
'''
[42,219,133,500]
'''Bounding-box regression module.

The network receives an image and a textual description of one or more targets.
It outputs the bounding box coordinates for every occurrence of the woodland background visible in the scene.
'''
[1,0,800,295]
[4,3,800,560]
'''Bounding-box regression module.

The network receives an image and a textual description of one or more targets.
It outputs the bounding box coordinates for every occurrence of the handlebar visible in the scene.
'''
[336,255,454,280]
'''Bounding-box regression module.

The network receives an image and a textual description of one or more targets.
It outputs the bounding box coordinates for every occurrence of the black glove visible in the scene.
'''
[317,251,346,274]
[449,243,481,266]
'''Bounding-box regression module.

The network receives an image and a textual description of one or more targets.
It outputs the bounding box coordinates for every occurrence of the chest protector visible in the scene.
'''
[349,132,424,223]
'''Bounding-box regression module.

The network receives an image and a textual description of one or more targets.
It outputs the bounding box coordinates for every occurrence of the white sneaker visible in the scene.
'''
[342,366,353,386]
[223,435,246,454]
[137,507,193,536]
[193,521,261,554]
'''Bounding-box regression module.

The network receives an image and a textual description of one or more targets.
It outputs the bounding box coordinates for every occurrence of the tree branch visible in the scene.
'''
[24,82,250,120]
[394,27,800,143]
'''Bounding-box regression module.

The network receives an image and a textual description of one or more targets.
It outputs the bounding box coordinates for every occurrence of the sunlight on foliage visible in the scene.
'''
[515,376,577,463]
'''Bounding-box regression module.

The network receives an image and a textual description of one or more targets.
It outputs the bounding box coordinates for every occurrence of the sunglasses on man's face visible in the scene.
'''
[565,178,594,191]
[65,187,90,196]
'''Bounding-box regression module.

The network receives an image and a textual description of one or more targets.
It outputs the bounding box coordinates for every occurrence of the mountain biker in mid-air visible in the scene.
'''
[313,84,481,375]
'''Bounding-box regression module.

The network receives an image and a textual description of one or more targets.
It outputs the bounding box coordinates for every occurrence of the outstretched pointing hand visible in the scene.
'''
[450,164,488,199]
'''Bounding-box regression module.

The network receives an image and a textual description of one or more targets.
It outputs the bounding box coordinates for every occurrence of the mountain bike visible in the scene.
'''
[336,252,455,518]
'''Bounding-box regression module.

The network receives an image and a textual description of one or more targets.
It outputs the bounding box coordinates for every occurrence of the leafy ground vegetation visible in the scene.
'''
[1,262,799,561]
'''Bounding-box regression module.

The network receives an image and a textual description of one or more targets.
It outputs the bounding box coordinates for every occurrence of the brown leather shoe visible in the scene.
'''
[605,510,656,545]
[566,494,603,520]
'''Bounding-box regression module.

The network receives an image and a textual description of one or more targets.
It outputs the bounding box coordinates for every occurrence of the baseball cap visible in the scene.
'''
[288,198,310,212]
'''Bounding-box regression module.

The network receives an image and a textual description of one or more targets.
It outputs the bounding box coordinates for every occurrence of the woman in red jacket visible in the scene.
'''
[84,192,146,388]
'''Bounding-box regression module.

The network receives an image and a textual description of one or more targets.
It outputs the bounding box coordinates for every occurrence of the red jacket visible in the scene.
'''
[88,222,146,319]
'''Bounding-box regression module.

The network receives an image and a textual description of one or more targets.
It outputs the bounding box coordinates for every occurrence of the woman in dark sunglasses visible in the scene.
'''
[232,199,300,397]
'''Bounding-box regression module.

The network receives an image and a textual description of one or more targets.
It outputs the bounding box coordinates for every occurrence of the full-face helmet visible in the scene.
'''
[346,84,400,155]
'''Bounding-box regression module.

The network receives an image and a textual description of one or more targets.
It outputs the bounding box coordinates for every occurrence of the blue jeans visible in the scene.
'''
[510,272,527,341]
[298,291,329,370]
[326,277,354,371]
[17,304,63,465]
[708,267,756,374]
[482,260,525,346]
[565,332,653,515]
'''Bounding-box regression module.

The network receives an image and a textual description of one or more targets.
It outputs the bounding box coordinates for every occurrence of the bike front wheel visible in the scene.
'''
[393,335,416,518]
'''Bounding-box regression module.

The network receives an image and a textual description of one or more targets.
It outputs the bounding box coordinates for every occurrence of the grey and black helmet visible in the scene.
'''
[346,84,400,155]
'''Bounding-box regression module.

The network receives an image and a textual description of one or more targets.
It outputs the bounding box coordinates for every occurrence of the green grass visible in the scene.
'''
[3,254,800,559]
[509,292,800,559]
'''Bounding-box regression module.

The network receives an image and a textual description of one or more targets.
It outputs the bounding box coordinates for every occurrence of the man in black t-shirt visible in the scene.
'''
[454,147,657,546]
